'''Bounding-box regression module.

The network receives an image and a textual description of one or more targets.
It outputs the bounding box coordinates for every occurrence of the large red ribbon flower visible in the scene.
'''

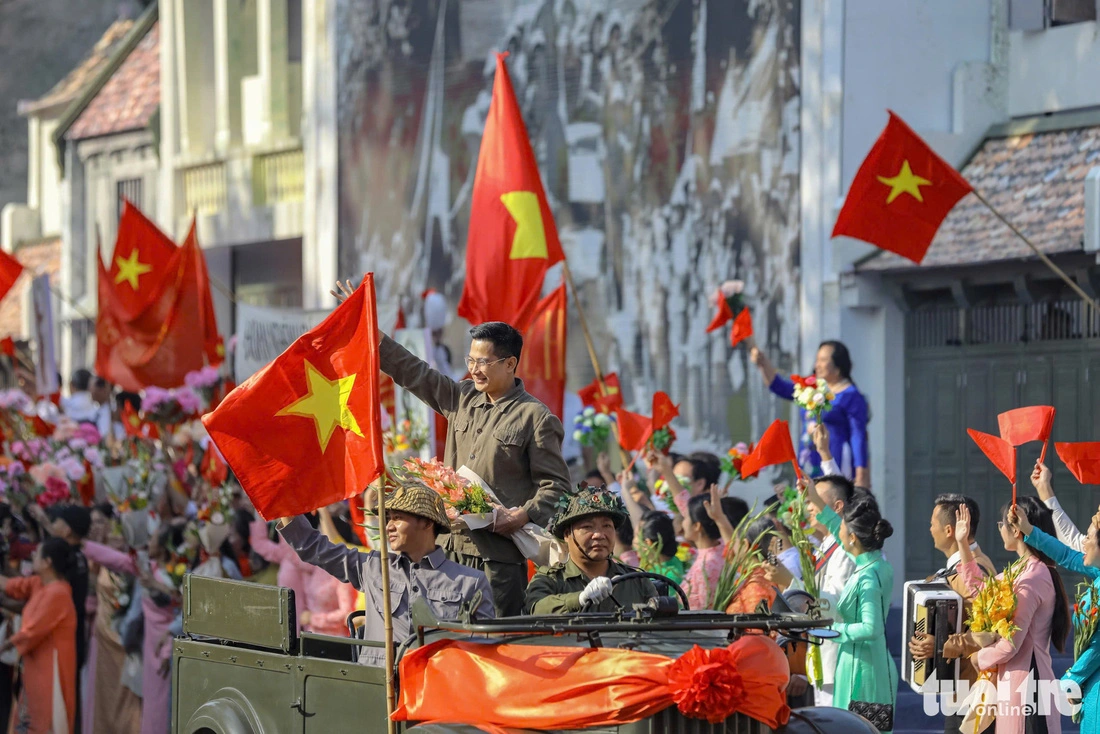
[667,645,748,724]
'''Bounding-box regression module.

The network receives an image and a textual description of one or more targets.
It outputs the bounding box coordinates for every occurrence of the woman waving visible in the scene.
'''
[751,341,870,487]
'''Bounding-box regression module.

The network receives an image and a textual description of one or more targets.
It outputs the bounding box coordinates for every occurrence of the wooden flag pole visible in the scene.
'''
[561,262,635,470]
[375,474,397,734]
[971,190,1100,311]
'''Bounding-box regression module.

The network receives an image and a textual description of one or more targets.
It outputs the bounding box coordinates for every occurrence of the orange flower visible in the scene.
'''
[667,645,746,724]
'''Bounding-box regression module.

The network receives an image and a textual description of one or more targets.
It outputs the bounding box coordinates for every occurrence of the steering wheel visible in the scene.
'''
[611,571,690,611]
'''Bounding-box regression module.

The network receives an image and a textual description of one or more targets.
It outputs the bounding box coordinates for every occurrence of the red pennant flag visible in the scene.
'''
[516,284,567,419]
[200,442,229,486]
[706,297,734,333]
[651,392,679,432]
[579,373,623,414]
[968,429,1017,501]
[1055,442,1100,486]
[457,53,565,331]
[203,275,385,520]
[0,337,15,357]
[832,111,973,264]
[615,407,652,454]
[0,250,25,306]
[997,406,1055,446]
[740,420,798,480]
[108,200,177,320]
[730,308,753,348]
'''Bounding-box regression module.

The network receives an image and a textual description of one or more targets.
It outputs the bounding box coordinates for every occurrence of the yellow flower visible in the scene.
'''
[174,563,187,577]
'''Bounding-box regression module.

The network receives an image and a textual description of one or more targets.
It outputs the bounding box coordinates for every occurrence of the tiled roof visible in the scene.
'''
[0,238,62,340]
[68,22,159,141]
[857,124,1100,272]
[17,20,134,116]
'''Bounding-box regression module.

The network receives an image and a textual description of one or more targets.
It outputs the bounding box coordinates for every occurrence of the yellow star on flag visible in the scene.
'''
[114,249,153,290]
[877,160,931,204]
[276,361,363,453]
[501,191,549,260]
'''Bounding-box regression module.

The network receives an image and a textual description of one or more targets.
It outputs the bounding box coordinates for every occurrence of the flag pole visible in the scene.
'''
[375,473,397,734]
[971,190,1100,311]
[560,262,635,470]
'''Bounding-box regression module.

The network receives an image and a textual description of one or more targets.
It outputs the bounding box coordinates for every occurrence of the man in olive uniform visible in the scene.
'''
[525,486,657,614]
[378,320,571,617]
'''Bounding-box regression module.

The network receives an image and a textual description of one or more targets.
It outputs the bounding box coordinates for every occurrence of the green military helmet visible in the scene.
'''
[547,484,629,539]
[360,482,453,535]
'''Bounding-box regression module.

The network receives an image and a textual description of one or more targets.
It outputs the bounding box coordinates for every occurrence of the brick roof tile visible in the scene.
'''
[67,22,159,141]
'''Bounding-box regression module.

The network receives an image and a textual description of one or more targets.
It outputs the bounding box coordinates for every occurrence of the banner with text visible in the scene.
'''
[234,303,329,383]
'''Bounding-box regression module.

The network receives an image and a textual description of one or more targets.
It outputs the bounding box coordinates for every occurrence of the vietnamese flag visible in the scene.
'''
[615,407,652,454]
[740,420,799,480]
[651,392,679,432]
[1055,442,1100,486]
[181,220,223,366]
[0,251,24,305]
[203,275,385,520]
[706,289,754,348]
[517,284,567,419]
[832,111,972,264]
[457,53,565,331]
[579,373,623,414]
[201,442,229,486]
[109,200,177,320]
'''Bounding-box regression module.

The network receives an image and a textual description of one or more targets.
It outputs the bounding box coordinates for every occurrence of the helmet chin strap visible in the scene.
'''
[569,526,605,564]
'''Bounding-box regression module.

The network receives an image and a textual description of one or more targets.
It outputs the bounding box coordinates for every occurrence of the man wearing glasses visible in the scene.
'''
[378,319,571,616]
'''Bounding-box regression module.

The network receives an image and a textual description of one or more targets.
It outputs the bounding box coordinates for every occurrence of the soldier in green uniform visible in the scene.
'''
[525,486,658,614]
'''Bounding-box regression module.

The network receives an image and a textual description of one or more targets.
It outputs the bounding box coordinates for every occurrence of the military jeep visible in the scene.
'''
[171,574,876,733]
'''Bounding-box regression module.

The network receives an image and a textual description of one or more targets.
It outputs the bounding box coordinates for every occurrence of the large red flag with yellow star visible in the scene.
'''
[832,111,972,264]
[202,275,384,520]
[109,200,177,320]
[457,53,565,331]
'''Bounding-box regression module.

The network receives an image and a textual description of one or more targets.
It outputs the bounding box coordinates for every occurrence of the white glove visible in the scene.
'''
[578,576,613,606]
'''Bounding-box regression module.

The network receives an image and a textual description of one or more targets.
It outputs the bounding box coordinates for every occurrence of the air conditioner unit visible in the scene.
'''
[1085,167,1100,253]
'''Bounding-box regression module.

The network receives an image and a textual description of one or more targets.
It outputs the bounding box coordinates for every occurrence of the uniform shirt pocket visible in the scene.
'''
[494,427,527,449]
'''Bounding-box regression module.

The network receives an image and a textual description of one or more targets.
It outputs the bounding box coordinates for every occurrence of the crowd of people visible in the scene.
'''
[2,304,1099,734]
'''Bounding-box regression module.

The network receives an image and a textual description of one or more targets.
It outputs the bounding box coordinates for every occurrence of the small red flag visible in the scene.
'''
[457,53,565,331]
[832,111,972,264]
[579,373,623,414]
[740,420,798,479]
[0,251,24,306]
[516,284,567,419]
[180,219,223,366]
[651,392,679,432]
[730,309,753,348]
[968,429,1017,497]
[997,406,1055,446]
[1055,442,1100,486]
[0,337,14,357]
[203,275,385,520]
[615,407,652,454]
[706,297,734,333]
[200,442,229,486]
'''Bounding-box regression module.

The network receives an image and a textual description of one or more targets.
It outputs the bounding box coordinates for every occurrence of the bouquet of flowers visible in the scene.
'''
[400,457,493,519]
[184,366,222,407]
[162,553,191,589]
[775,486,824,684]
[1073,581,1100,723]
[142,386,203,425]
[647,426,677,455]
[967,556,1025,642]
[383,414,429,455]
[196,483,235,552]
[572,408,614,448]
[720,443,749,485]
[791,374,834,422]
[709,506,770,611]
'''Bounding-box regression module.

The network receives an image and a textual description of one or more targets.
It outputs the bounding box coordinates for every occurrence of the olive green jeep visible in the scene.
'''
[171,574,876,734]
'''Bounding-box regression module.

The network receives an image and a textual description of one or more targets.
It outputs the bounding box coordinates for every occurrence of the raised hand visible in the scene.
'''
[955,504,972,544]
[329,279,356,304]
[812,423,831,459]
[1007,503,1032,537]
[1030,461,1053,500]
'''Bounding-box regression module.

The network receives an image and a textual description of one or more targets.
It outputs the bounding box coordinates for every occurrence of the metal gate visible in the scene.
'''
[904,299,1100,580]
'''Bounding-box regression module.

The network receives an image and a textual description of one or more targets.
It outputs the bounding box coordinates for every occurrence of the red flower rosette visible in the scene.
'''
[667,645,747,724]
[791,374,817,389]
